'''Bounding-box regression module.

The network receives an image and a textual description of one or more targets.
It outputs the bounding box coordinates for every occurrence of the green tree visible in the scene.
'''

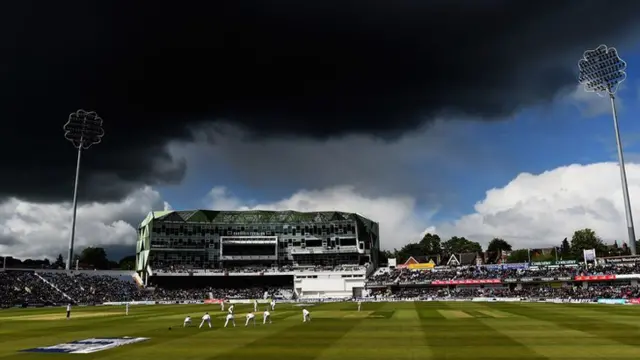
[419,233,442,254]
[396,242,424,262]
[383,250,395,259]
[79,247,109,270]
[53,254,65,269]
[507,249,529,263]
[442,236,482,254]
[559,238,572,259]
[118,255,136,270]
[570,228,605,257]
[487,238,512,253]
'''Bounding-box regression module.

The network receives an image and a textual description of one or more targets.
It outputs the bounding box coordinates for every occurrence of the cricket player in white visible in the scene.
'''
[184,316,192,327]
[220,301,225,311]
[270,299,276,310]
[245,312,256,326]
[263,310,272,324]
[228,304,235,314]
[66,304,71,320]
[357,300,361,312]
[224,313,236,327]
[126,303,130,316]
[199,312,212,328]
[302,308,311,322]
[253,299,258,312]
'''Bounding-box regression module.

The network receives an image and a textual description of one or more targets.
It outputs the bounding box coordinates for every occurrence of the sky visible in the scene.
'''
[3,1,640,261]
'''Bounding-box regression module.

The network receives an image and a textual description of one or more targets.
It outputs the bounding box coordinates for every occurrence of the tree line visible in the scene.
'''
[380,228,633,264]
[1,247,136,270]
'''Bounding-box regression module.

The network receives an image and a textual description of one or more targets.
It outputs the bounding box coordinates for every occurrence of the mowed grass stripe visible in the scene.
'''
[519,303,640,329]
[480,304,640,359]
[32,309,300,360]
[0,310,162,344]
[437,309,474,319]
[0,305,282,358]
[208,317,365,360]
[418,302,548,359]
[316,303,432,360]
[107,319,300,360]
[0,311,244,359]
[511,303,640,347]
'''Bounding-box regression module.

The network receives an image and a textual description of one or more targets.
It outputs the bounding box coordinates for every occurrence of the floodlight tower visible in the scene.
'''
[63,110,105,270]
[578,45,636,255]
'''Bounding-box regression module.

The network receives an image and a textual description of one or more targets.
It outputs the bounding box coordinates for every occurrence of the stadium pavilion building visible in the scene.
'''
[135,210,380,279]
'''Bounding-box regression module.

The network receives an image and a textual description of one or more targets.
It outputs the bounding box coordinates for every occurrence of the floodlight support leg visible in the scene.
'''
[610,94,637,255]
[66,145,83,270]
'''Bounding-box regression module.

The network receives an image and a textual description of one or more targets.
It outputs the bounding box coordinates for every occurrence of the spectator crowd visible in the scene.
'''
[0,270,294,308]
[3,261,640,308]
[367,263,640,285]
[155,264,368,274]
[369,285,640,301]
[153,287,291,301]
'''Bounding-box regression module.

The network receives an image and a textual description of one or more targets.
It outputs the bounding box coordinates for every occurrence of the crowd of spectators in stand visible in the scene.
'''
[38,272,143,304]
[0,271,146,307]
[0,270,294,308]
[4,262,640,308]
[0,271,69,306]
[154,264,368,274]
[153,287,292,301]
[368,285,640,301]
[367,263,640,285]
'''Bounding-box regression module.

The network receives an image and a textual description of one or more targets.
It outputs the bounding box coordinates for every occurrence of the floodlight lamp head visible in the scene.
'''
[578,44,626,97]
[63,109,105,149]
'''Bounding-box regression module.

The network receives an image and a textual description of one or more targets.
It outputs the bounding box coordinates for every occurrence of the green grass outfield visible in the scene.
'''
[2,301,640,359]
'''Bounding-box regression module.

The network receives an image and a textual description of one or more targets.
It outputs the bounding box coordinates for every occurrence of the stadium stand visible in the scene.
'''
[154,264,368,274]
[366,263,640,285]
[372,285,640,301]
[4,261,640,308]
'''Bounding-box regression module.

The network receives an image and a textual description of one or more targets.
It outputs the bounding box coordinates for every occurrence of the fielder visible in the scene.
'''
[199,312,212,329]
[220,301,225,312]
[357,300,361,312]
[302,308,311,322]
[228,304,235,314]
[263,310,272,324]
[184,316,192,327]
[253,299,258,312]
[126,302,130,316]
[224,313,236,328]
[270,299,276,310]
[245,312,256,327]
[66,304,72,320]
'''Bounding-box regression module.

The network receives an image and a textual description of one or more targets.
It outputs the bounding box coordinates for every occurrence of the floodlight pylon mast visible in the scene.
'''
[67,141,83,271]
[63,110,105,270]
[578,45,636,255]
[609,92,636,254]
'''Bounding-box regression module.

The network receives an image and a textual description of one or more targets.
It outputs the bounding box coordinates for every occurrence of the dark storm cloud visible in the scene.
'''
[1,0,639,202]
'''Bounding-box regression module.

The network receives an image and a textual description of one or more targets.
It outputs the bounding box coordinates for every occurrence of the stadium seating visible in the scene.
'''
[153,264,368,274]
[366,263,640,285]
[3,262,640,308]
[370,285,640,301]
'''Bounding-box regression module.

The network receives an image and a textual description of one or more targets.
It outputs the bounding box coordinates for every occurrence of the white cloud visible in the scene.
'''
[436,162,640,249]
[0,186,167,260]
[8,161,634,261]
[567,84,621,118]
[206,162,640,252]
[206,185,434,250]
